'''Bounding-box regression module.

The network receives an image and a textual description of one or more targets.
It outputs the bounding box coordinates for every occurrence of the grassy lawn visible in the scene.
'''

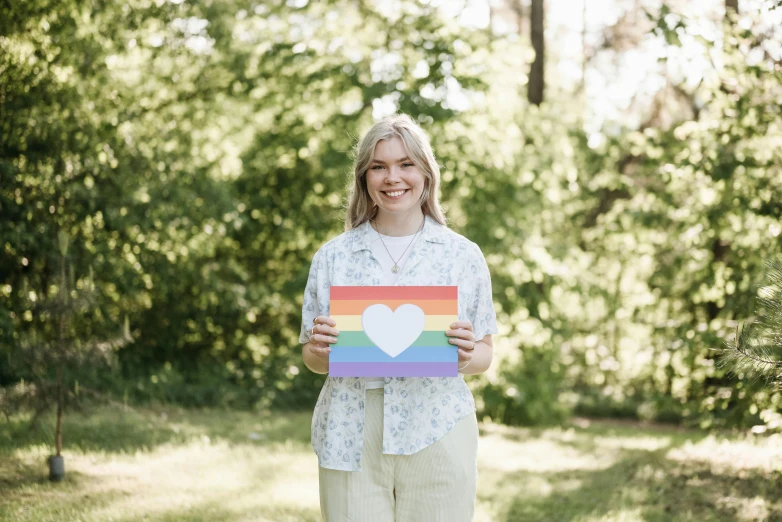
[1,406,781,521]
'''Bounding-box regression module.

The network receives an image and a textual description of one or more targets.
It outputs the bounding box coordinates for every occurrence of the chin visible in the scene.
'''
[378,201,422,214]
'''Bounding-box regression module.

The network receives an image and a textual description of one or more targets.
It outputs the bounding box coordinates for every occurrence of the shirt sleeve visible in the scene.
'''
[463,242,499,341]
[299,247,326,344]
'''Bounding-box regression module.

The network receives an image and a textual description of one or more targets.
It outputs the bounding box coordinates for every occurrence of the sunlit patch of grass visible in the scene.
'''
[666,433,782,473]
[2,407,781,521]
[0,406,320,522]
[75,440,320,521]
[473,419,782,522]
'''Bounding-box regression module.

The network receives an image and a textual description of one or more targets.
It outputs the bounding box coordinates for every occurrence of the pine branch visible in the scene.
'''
[720,257,782,389]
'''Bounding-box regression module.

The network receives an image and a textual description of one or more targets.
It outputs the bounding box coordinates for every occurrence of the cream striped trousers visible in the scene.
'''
[318,388,478,522]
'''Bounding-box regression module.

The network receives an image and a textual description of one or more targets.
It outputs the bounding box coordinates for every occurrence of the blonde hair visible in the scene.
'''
[346,114,447,230]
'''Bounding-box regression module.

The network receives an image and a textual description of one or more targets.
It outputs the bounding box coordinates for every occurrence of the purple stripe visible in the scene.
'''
[329,362,457,377]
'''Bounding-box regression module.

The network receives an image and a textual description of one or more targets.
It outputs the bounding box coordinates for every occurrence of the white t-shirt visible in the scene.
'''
[365,227,420,389]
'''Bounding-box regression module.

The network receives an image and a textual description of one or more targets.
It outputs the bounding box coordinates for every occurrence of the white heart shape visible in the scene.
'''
[362,304,425,358]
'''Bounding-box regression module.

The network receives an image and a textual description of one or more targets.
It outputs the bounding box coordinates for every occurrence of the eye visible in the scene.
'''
[402,163,414,168]
[370,165,384,170]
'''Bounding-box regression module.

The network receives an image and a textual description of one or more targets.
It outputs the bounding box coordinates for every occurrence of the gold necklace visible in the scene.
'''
[372,217,425,274]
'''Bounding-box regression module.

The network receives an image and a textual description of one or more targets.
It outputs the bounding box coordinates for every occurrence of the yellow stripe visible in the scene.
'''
[331,314,457,332]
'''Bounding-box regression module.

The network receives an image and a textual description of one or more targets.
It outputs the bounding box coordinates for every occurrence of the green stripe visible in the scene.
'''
[335,331,449,347]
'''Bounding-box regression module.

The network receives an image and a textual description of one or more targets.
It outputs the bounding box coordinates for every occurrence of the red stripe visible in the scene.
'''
[330,286,457,300]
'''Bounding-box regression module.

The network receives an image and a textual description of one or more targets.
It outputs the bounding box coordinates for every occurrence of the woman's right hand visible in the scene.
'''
[308,316,339,360]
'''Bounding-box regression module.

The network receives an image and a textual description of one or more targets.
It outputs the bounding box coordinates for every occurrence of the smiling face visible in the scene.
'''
[365,136,427,220]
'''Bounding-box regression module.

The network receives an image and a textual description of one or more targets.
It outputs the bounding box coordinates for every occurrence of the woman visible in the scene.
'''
[300,114,498,521]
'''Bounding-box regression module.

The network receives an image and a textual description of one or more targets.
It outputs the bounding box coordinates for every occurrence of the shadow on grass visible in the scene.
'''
[0,404,314,502]
[0,459,321,522]
[491,419,711,449]
[0,469,135,521]
[490,446,782,522]
[474,419,782,521]
[0,405,312,455]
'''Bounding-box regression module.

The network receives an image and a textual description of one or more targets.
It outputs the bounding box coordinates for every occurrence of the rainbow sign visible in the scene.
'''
[329,286,459,377]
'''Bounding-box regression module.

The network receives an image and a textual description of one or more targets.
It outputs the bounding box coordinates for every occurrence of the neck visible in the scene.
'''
[372,209,425,237]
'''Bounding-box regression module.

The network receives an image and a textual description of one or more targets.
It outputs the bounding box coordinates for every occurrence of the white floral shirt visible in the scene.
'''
[299,216,498,471]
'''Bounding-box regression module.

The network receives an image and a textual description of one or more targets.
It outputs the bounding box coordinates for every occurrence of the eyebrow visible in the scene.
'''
[370,156,412,165]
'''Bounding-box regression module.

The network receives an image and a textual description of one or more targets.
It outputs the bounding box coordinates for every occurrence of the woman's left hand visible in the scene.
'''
[446,320,478,365]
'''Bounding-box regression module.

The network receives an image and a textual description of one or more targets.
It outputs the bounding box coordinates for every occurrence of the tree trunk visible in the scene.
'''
[726,0,738,16]
[528,0,545,105]
[726,0,739,28]
[580,0,587,93]
[55,366,63,456]
[55,255,65,457]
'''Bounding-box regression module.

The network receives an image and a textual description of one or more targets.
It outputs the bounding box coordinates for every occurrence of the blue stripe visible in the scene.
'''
[330,345,457,363]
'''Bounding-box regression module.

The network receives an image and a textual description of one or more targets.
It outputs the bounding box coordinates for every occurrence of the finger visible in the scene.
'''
[310,346,331,359]
[317,316,337,327]
[449,337,474,350]
[457,348,473,361]
[313,324,340,337]
[449,320,473,331]
[445,329,474,340]
[312,334,339,344]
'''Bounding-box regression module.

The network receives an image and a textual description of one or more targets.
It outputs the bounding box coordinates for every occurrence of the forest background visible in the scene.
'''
[2,0,782,435]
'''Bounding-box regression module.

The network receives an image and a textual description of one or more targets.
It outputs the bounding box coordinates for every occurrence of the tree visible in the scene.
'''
[528,0,545,105]
[4,231,132,480]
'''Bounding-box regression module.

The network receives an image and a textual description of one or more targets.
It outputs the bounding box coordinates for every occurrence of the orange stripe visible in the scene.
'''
[330,299,457,315]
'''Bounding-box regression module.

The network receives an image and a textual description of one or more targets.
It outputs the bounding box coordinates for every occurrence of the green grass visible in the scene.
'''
[1,407,781,521]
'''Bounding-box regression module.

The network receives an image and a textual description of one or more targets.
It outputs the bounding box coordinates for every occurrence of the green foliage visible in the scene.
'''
[453,6,782,428]
[1,0,488,410]
[2,0,781,434]
[478,343,569,426]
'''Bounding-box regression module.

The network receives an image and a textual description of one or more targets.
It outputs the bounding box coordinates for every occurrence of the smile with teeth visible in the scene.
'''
[383,189,408,198]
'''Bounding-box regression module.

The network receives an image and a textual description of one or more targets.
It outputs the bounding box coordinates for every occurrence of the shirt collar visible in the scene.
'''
[351,215,447,253]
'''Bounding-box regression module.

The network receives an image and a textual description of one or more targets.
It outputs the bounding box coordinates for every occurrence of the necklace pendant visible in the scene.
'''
[391,265,400,274]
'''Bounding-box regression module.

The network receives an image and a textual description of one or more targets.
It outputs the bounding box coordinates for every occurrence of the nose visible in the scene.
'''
[385,166,402,183]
